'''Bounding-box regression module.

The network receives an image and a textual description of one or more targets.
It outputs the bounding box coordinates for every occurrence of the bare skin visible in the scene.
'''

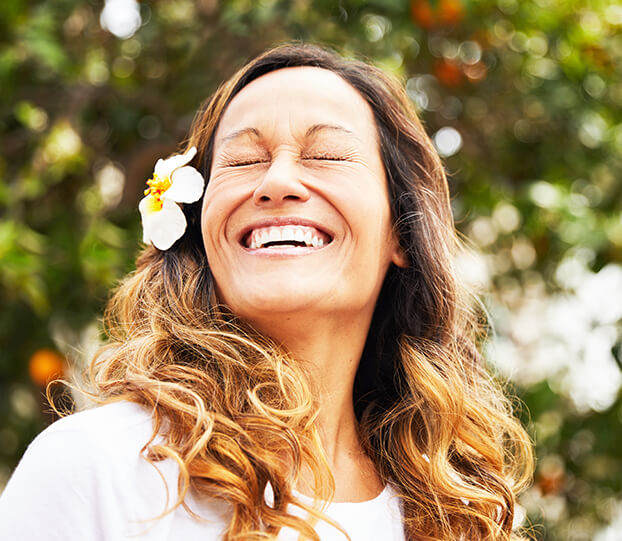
[202,67,406,502]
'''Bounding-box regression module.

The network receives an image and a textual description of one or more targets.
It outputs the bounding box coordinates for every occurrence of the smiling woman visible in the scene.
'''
[0,44,533,541]
[203,66,405,335]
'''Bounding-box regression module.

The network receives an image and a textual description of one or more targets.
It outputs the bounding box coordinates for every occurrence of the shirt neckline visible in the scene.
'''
[291,483,395,510]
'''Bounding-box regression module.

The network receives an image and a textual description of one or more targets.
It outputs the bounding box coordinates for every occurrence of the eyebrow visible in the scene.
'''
[219,127,262,145]
[218,123,357,146]
[304,123,356,138]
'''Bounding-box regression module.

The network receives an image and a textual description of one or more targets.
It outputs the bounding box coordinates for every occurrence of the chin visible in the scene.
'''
[217,278,340,324]
[230,291,322,318]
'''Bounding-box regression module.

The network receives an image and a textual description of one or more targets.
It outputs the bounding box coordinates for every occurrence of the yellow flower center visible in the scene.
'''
[143,173,172,210]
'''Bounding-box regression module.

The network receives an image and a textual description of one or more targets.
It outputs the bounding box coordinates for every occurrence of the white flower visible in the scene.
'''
[138,146,205,250]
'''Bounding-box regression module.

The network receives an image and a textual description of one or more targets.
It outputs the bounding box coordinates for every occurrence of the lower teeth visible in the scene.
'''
[262,241,307,248]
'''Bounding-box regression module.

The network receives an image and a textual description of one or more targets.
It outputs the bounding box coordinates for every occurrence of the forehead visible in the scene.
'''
[214,66,377,143]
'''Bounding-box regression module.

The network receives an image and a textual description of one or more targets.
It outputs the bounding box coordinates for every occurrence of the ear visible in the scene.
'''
[390,235,409,268]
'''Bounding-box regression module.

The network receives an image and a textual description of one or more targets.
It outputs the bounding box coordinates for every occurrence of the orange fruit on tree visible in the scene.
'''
[411,0,435,29]
[29,348,65,386]
[438,0,465,26]
[410,0,465,29]
[434,59,463,87]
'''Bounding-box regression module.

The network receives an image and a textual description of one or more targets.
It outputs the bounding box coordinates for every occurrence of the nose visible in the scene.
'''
[252,154,310,206]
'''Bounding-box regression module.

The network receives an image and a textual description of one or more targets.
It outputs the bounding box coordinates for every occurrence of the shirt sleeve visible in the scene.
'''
[0,428,115,541]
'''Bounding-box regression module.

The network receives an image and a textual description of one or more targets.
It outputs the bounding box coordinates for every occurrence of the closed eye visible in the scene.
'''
[302,154,350,162]
[225,158,270,167]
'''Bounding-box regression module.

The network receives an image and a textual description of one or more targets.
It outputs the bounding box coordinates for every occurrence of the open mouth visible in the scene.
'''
[242,225,332,250]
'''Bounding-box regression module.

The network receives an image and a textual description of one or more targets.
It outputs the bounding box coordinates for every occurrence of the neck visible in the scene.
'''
[256,309,369,437]
[249,309,384,501]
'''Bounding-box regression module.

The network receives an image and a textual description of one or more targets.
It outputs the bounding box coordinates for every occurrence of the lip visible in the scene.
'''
[238,216,335,248]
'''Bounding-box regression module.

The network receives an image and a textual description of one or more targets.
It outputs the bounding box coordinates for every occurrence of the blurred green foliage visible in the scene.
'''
[1,1,621,539]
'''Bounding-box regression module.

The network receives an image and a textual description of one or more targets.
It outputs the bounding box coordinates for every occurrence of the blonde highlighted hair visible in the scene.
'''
[80,44,534,540]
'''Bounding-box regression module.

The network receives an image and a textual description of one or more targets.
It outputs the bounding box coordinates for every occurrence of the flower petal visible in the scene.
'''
[165,166,205,203]
[138,194,161,216]
[138,195,160,243]
[154,146,197,179]
[152,158,167,180]
[140,198,187,250]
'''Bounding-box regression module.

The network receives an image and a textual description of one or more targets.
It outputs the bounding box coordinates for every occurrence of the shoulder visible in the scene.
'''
[35,400,156,454]
[19,400,175,494]
[0,400,181,540]
[17,400,162,481]
[41,399,154,437]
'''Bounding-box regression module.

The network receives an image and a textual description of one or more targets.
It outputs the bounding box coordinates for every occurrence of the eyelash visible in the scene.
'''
[225,154,348,167]
[302,153,348,162]
[226,158,269,167]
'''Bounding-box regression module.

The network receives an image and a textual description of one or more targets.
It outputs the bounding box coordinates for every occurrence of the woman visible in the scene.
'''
[0,44,533,540]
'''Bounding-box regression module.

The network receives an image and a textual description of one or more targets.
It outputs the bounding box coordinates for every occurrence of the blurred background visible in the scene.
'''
[1,0,621,539]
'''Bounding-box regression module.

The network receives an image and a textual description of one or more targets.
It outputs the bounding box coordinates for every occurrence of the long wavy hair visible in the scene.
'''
[81,44,533,540]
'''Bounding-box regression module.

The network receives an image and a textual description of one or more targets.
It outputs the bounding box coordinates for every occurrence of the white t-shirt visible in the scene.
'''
[0,401,405,540]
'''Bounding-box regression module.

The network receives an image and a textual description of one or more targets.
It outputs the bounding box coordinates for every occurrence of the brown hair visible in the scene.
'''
[84,44,533,540]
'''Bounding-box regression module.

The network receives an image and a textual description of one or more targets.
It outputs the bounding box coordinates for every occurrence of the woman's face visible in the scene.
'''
[201,67,404,328]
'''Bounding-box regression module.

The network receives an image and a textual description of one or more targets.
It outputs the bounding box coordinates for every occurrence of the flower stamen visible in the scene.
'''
[143,173,173,210]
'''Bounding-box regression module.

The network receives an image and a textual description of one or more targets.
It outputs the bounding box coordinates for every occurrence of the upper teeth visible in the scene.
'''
[248,225,327,249]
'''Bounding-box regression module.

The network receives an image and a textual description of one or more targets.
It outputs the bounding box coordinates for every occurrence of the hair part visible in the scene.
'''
[77,43,533,540]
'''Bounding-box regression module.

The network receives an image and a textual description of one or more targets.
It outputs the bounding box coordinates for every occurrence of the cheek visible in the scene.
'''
[201,181,248,248]
[333,184,393,234]
[199,205,233,304]
[342,191,395,265]
[200,203,217,257]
